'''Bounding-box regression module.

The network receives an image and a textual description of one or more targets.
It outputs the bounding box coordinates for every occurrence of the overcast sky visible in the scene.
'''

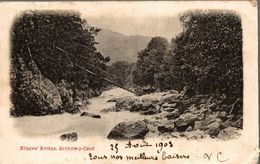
[4,1,249,40]
[85,16,183,40]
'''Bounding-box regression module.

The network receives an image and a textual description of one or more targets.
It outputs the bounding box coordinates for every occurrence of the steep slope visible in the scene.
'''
[95,28,152,64]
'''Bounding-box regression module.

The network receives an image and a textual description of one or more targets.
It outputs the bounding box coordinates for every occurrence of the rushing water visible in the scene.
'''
[13,88,148,139]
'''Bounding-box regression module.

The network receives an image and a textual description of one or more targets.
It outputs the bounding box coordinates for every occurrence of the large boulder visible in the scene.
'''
[174,113,198,131]
[130,101,143,112]
[107,121,149,140]
[194,120,208,130]
[129,101,160,115]
[158,123,175,133]
[115,96,138,110]
[11,57,62,116]
[140,103,160,115]
[164,109,181,120]
[141,101,154,110]
[205,122,221,136]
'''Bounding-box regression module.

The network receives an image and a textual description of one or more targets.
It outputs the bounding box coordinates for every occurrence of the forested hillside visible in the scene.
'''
[95,28,151,64]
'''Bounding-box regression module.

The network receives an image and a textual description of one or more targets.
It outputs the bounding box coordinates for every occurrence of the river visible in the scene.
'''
[13,87,150,139]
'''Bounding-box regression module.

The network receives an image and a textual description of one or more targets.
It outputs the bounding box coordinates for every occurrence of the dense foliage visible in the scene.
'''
[12,11,109,94]
[106,61,135,87]
[133,11,243,114]
[11,11,109,115]
[132,37,169,88]
[170,11,242,100]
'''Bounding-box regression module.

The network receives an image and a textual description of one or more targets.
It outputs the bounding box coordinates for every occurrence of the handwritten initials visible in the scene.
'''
[203,153,213,160]
[203,152,229,162]
[217,152,229,162]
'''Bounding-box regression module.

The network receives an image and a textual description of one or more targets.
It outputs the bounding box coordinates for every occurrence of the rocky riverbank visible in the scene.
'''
[14,87,242,141]
[105,89,242,140]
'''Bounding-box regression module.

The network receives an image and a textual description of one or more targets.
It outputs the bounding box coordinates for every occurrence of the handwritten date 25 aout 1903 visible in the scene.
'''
[110,140,173,154]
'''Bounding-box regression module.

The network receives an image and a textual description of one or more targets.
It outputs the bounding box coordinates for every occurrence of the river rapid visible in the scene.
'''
[13,87,149,139]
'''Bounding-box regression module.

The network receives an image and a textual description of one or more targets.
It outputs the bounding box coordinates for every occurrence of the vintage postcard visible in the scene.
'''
[0,1,258,163]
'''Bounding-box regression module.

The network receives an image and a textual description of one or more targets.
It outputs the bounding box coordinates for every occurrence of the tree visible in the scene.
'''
[106,61,134,86]
[11,11,109,99]
[132,37,169,89]
[163,11,242,113]
[10,11,110,115]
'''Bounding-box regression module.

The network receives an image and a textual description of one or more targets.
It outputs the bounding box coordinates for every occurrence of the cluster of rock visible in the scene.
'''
[106,90,242,140]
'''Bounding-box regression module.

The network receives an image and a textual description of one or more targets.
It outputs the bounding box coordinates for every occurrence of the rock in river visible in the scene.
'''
[140,104,160,115]
[115,96,138,109]
[107,121,149,140]
[100,106,119,113]
[106,97,118,102]
[130,101,143,112]
[158,123,175,133]
[60,132,78,141]
[80,112,101,118]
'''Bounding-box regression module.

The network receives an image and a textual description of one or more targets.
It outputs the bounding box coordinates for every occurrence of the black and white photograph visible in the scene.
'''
[0,1,258,163]
[10,9,243,141]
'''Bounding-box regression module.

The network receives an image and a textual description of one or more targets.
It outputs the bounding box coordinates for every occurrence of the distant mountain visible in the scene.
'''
[95,28,152,64]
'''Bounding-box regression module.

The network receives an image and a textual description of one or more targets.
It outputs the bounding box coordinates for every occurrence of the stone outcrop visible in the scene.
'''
[11,57,62,116]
